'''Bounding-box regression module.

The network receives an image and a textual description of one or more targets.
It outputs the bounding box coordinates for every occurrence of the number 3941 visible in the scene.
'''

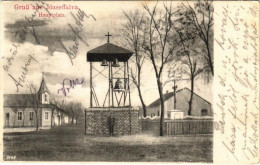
[6,155,16,160]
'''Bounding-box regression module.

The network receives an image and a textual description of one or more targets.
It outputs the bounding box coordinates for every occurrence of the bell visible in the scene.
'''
[101,59,108,66]
[112,58,120,67]
[114,78,124,92]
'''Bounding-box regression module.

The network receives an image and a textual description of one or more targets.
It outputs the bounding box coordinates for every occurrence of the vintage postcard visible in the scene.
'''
[0,0,259,163]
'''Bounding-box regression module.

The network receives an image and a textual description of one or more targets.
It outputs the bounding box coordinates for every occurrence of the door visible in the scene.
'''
[5,113,10,127]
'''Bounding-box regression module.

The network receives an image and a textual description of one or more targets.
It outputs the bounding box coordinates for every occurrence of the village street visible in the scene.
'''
[3,124,212,162]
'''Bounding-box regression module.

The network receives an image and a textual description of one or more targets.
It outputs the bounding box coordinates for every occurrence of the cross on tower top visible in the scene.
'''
[105,32,112,43]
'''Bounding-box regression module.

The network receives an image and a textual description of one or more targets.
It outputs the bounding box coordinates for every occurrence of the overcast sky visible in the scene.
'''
[2,1,212,108]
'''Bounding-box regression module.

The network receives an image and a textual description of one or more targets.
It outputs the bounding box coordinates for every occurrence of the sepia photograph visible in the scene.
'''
[0,0,259,163]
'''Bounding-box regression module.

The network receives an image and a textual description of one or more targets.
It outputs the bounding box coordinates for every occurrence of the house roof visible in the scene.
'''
[50,103,69,115]
[87,42,133,62]
[4,95,70,112]
[4,94,33,106]
[148,87,211,108]
[4,77,55,108]
[3,94,54,108]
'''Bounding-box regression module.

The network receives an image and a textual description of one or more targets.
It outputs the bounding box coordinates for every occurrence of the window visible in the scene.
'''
[157,111,160,116]
[18,112,22,120]
[201,109,208,116]
[45,112,48,120]
[6,113,10,119]
[44,94,48,102]
[5,113,10,127]
[29,112,34,120]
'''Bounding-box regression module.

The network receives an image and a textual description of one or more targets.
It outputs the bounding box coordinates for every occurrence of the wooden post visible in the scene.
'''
[108,62,111,108]
[90,62,93,108]
[173,79,176,109]
[124,62,126,106]
[127,62,131,106]
[111,62,114,107]
[127,62,132,134]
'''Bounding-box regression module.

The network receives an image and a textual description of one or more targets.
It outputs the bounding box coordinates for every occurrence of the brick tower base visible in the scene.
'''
[85,107,140,136]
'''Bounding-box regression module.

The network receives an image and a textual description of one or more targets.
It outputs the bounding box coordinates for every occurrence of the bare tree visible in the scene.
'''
[27,84,40,132]
[66,102,75,124]
[55,99,73,125]
[122,10,148,117]
[21,105,26,127]
[51,99,67,126]
[73,102,83,124]
[141,2,179,136]
[163,57,186,88]
[59,100,67,125]
[51,106,56,128]
[50,99,59,128]
[65,102,83,124]
[10,106,18,128]
[173,19,208,116]
[179,0,214,75]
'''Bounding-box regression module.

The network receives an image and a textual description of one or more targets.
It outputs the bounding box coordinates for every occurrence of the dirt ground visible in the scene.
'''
[3,124,213,162]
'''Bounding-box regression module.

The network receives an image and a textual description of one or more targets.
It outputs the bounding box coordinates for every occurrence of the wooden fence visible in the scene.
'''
[165,120,213,135]
[141,119,213,135]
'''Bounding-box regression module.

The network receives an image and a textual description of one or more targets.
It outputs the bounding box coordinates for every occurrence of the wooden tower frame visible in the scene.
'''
[87,33,133,108]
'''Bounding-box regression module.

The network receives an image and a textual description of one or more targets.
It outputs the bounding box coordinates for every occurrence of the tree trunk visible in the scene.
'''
[137,85,147,117]
[13,113,16,128]
[35,113,39,132]
[206,44,214,76]
[188,75,195,116]
[22,110,25,127]
[51,110,54,128]
[71,116,74,124]
[157,79,164,136]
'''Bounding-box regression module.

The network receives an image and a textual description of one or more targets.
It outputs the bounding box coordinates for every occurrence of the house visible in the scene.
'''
[51,104,71,126]
[3,77,70,128]
[147,87,212,118]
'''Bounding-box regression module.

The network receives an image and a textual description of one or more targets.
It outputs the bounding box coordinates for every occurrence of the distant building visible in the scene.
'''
[3,77,70,128]
[147,88,212,118]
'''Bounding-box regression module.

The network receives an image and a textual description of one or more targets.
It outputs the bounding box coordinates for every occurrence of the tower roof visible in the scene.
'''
[87,42,133,62]
[38,77,50,94]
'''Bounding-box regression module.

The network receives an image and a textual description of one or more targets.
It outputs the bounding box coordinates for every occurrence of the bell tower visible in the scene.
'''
[85,32,139,136]
[87,32,132,108]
